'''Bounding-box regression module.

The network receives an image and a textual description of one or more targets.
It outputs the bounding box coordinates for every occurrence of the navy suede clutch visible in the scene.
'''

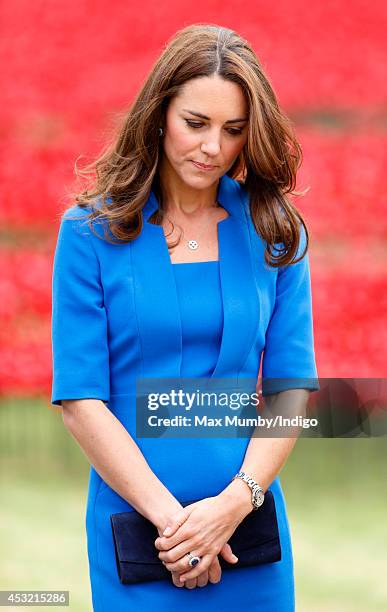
[110,490,281,584]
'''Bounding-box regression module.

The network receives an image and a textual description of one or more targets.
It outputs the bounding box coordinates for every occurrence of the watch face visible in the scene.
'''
[253,490,265,507]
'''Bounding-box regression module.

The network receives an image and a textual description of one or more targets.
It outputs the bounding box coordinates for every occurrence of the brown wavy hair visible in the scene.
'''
[65,23,310,267]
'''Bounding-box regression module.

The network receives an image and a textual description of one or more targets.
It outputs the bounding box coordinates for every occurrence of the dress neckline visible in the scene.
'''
[171,260,219,266]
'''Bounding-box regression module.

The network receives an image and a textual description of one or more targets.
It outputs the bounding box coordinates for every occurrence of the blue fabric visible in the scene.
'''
[51,173,319,610]
[172,261,223,377]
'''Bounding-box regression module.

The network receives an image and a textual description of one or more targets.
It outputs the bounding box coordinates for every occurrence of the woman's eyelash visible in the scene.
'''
[184,119,243,135]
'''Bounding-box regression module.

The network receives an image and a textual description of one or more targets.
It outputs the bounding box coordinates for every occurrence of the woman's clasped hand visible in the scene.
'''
[155,495,246,589]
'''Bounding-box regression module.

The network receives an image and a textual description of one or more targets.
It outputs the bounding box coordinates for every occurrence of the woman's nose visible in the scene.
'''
[200,130,221,156]
[201,141,221,156]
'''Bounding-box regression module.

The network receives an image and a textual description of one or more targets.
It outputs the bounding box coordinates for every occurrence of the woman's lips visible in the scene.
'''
[191,160,215,171]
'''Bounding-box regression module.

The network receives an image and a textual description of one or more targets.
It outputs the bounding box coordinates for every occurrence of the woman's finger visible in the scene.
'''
[158,536,197,564]
[218,541,239,564]
[196,569,209,588]
[171,571,184,588]
[184,577,198,589]
[208,555,222,584]
[162,507,191,537]
[178,553,214,582]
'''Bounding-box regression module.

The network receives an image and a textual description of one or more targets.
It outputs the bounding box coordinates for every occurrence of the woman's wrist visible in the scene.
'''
[150,499,184,533]
[151,478,254,533]
[218,478,254,522]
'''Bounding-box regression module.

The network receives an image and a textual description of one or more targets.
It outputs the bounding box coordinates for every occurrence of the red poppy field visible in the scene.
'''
[0,0,386,398]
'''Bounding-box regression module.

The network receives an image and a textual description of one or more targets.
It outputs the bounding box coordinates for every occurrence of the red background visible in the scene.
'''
[1,0,386,397]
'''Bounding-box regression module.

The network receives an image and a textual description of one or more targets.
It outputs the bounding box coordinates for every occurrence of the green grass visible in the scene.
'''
[0,476,91,611]
[0,399,386,611]
[282,439,387,611]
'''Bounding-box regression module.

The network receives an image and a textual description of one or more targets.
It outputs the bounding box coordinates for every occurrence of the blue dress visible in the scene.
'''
[51,174,319,611]
[172,261,224,377]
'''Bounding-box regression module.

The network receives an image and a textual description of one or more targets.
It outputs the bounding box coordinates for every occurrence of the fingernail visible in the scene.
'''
[163,527,172,536]
[232,554,238,561]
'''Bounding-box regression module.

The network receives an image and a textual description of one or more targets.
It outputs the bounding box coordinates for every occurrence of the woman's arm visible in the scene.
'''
[62,398,227,588]
[155,388,310,581]
[219,388,310,510]
[61,397,183,532]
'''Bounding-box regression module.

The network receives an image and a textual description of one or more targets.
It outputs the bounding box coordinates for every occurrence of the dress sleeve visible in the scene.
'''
[261,225,320,396]
[51,209,110,406]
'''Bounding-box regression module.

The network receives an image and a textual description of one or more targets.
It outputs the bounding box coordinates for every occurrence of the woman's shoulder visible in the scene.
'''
[62,204,90,219]
[61,198,104,222]
[60,198,111,233]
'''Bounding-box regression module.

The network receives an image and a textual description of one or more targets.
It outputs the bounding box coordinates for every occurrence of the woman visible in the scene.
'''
[51,24,319,611]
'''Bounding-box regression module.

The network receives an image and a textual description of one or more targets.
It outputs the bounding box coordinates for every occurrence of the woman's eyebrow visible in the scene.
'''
[182,108,248,123]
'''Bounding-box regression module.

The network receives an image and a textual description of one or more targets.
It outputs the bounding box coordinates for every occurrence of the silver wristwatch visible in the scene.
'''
[233,471,265,511]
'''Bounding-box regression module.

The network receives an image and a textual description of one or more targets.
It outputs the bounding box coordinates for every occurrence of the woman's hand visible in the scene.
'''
[170,555,223,589]
[156,518,222,588]
[154,496,246,583]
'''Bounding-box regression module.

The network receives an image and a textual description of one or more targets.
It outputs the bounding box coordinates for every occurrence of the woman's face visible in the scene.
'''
[160,74,249,189]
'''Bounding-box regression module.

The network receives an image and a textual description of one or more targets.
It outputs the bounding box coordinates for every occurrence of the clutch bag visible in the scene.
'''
[110,489,281,584]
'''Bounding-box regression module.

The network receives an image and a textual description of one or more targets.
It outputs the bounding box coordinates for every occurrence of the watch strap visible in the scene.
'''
[233,471,264,510]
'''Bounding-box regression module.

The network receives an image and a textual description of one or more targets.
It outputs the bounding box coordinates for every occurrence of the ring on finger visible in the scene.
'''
[186,552,201,568]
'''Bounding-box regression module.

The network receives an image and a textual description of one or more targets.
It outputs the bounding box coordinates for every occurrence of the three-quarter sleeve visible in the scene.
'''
[262,225,319,396]
[51,209,110,406]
